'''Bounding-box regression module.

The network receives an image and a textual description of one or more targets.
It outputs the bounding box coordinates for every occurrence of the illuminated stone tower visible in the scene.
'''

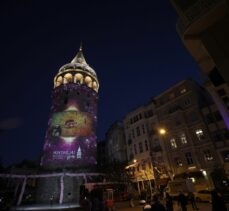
[41,45,99,170]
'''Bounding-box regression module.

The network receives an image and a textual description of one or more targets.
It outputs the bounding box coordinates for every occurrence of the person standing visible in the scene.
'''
[211,190,227,211]
[128,192,134,207]
[165,193,173,211]
[177,192,187,211]
[187,191,198,210]
[150,195,166,211]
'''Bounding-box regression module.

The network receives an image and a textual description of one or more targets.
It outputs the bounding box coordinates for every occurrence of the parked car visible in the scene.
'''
[194,190,211,203]
[164,179,195,199]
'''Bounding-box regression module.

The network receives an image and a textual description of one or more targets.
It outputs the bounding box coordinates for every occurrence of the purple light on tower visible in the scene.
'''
[41,45,99,169]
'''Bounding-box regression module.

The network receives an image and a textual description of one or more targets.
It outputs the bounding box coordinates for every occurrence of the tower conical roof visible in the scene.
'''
[71,44,87,65]
[58,44,97,79]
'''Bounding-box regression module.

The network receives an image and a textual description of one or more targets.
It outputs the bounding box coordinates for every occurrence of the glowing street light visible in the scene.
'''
[159,128,166,135]
[125,159,137,169]
[200,169,207,176]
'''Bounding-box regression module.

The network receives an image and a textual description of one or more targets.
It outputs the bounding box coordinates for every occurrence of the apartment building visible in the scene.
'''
[123,80,228,190]
[171,0,229,129]
[124,106,154,192]
[153,80,224,188]
[105,121,127,163]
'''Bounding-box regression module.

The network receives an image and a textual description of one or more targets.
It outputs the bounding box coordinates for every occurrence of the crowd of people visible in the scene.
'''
[79,187,227,211]
[142,190,227,211]
[79,187,109,211]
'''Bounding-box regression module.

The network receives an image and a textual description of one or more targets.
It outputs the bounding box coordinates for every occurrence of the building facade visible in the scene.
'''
[202,103,229,176]
[153,80,224,188]
[105,121,127,164]
[122,79,228,191]
[124,106,155,192]
[171,0,229,129]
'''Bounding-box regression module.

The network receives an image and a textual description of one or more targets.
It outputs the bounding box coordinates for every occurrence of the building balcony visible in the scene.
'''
[176,0,225,36]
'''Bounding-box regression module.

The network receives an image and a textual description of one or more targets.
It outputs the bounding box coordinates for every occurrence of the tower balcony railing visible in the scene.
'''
[176,0,225,36]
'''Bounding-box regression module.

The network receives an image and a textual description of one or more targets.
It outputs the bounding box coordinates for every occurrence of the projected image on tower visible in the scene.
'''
[42,98,97,167]
[50,111,92,138]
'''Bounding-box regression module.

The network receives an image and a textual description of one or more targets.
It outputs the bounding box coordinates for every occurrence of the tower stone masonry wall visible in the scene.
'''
[41,83,98,170]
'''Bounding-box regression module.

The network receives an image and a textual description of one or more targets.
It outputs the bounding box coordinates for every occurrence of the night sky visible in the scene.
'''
[0,0,202,166]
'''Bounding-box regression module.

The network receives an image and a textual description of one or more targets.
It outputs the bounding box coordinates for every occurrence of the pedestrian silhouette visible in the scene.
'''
[165,193,173,211]
[150,195,166,211]
[211,190,227,211]
[178,191,187,211]
[187,191,198,210]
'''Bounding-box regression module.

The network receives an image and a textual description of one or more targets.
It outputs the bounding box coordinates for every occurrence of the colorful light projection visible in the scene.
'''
[41,85,98,169]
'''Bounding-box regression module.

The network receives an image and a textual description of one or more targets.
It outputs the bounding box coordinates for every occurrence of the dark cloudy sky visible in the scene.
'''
[0,0,201,165]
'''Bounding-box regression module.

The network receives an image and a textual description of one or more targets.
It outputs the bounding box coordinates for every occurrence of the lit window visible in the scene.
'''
[204,150,214,161]
[180,88,186,94]
[180,133,187,144]
[64,73,73,83]
[170,138,177,148]
[56,76,63,87]
[185,152,193,165]
[74,73,83,84]
[195,129,205,140]
[174,157,183,167]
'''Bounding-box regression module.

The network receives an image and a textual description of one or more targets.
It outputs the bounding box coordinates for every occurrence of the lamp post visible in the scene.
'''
[125,159,141,194]
[142,169,153,196]
[200,169,213,189]
[157,128,173,180]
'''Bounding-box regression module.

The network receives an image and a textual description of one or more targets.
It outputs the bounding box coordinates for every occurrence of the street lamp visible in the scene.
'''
[157,128,173,180]
[125,159,142,194]
[159,128,167,135]
[200,169,212,189]
[200,169,207,177]
[125,159,137,169]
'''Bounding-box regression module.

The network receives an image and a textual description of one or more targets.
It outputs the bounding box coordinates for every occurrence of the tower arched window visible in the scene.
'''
[85,76,92,88]
[56,76,63,87]
[74,73,83,84]
[64,73,73,84]
[93,81,98,91]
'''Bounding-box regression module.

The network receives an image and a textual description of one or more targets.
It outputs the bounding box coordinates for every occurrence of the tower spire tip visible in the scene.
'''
[79,41,83,51]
